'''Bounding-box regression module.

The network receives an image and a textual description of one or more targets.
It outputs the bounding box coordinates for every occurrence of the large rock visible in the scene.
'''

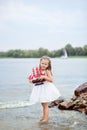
[49,82,87,115]
[74,82,87,96]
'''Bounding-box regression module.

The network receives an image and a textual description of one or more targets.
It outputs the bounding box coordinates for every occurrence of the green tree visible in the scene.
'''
[65,44,75,56]
[0,51,7,57]
[38,48,50,57]
[74,47,84,56]
[83,45,87,55]
[51,49,63,57]
[7,50,14,57]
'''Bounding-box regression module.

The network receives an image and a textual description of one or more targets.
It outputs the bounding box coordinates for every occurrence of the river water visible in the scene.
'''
[0,58,87,130]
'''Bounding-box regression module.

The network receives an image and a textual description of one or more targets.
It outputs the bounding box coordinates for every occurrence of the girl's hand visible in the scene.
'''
[28,79,33,84]
[37,76,46,80]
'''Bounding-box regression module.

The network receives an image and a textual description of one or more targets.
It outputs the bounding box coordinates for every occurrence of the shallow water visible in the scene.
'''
[0,106,87,130]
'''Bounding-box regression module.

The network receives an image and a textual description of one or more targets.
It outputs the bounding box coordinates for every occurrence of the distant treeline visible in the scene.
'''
[0,44,87,58]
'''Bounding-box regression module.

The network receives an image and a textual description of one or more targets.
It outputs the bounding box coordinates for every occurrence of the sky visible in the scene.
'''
[0,0,87,51]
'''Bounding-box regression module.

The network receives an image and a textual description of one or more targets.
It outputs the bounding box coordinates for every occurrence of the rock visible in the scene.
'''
[73,107,87,115]
[48,96,64,108]
[58,101,76,110]
[85,108,87,115]
[74,82,87,96]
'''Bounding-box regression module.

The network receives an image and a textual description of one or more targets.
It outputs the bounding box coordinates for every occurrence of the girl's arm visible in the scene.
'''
[45,70,53,82]
[39,70,53,82]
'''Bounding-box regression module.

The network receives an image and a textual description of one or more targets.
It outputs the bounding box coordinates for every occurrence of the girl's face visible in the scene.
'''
[40,59,49,70]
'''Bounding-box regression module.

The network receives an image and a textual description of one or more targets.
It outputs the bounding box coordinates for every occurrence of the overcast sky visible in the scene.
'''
[0,0,87,51]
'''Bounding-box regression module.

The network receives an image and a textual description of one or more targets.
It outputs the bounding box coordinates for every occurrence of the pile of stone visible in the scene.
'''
[49,82,87,115]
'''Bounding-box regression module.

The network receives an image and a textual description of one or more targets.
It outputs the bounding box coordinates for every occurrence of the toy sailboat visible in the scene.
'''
[28,67,45,84]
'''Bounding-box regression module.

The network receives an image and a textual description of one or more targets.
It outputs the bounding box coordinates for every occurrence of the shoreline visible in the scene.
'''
[0,56,87,59]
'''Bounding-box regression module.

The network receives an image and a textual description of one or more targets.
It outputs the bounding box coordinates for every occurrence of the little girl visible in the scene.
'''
[28,56,61,123]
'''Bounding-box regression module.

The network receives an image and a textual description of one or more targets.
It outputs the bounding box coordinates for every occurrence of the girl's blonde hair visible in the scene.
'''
[39,56,52,74]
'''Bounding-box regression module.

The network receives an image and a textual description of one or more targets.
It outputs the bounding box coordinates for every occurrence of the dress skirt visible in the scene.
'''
[29,81,61,105]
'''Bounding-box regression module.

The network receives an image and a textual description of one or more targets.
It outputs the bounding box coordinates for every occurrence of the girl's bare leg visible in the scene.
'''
[41,103,49,121]
[40,103,44,120]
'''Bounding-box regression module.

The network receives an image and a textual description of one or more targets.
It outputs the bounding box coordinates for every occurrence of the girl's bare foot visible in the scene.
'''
[40,118,48,123]
[39,117,44,121]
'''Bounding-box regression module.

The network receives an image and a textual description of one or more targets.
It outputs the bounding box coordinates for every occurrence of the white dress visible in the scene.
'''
[29,81,61,105]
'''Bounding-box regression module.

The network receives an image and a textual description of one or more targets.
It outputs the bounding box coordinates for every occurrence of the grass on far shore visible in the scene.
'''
[69,56,87,58]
